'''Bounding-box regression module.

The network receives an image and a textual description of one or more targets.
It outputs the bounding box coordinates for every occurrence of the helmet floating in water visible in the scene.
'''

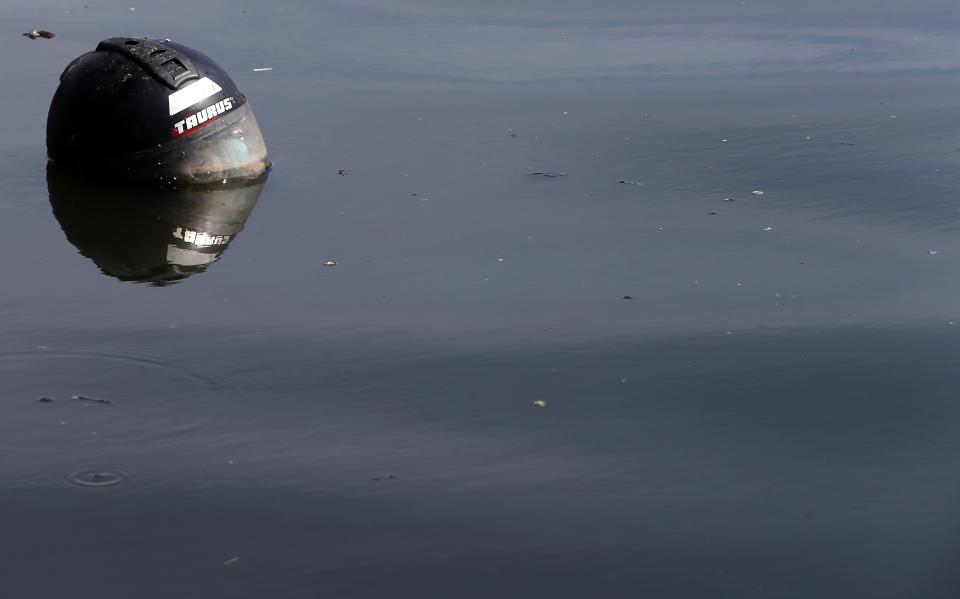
[47,37,270,185]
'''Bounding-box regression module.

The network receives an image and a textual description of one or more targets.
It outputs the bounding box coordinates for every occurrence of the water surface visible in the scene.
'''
[3,1,960,597]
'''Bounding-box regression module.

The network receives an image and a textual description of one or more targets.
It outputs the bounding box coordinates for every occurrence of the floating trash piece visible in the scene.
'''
[721,139,728,142]
[526,172,568,178]
[532,400,547,407]
[763,226,774,231]
[752,190,765,195]
[836,141,857,146]
[618,179,644,186]
[929,250,939,255]
[64,469,131,488]
[709,212,718,215]
[722,197,734,202]
[23,29,55,39]
[71,394,112,404]
[224,557,240,566]
[336,169,351,176]
[508,129,518,137]
[323,260,337,267]
[252,67,273,72]
[623,295,634,300]
[36,396,54,403]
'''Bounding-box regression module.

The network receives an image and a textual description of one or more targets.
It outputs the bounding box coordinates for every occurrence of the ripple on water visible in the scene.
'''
[0,347,233,451]
[64,469,132,488]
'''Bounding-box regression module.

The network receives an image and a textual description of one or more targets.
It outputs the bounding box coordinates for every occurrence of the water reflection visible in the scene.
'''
[47,166,265,285]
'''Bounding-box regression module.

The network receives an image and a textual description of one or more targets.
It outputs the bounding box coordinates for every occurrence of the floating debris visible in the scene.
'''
[526,172,568,178]
[508,129,518,137]
[763,226,774,231]
[618,179,644,186]
[336,169,351,176]
[722,197,735,202]
[36,396,54,403]
[623,295,634,300]
[532,400,547,407]
[23,29,55,39]
[64,469,130,488]
[71,394,112,404]
[836,141,857,146]
[224,557,240,566]
[752,190,765,195]
[252,67,273,72]
[929,250,939,256]
[323,260,337,267]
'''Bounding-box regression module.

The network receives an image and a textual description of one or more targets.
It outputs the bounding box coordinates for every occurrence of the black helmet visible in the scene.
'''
[47,165,265,285]
[47,37,270,185]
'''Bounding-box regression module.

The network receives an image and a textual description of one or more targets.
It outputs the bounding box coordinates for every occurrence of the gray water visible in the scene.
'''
[3,1,960,597]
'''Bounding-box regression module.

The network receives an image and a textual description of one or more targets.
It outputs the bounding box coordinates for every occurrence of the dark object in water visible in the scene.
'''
[527,172,568,178]
[623,295,634,300]
[36,396,54,403]
[24,30,55,39]
[47,37,269,185]
[337,169,351,176]
[71,394,112,404]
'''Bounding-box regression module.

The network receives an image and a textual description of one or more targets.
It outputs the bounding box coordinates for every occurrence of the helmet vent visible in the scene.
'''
[96,37,199,89]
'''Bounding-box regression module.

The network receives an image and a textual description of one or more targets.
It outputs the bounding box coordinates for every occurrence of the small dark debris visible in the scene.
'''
[23,30,55,39]
[623,295,634,300]
[836,142,857,146]
[527,172,568,178]
[723,197,735,202]
[71,394,112,404]
[709,212,718,215]
[336,169,351,176]
[618,179,643,186]
[37,396,54,403]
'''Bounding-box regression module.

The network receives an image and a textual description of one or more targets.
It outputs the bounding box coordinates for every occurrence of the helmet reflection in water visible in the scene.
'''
[47,166,265,285]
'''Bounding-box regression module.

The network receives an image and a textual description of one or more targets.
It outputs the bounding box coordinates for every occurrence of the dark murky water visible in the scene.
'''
[4,1,960,597]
